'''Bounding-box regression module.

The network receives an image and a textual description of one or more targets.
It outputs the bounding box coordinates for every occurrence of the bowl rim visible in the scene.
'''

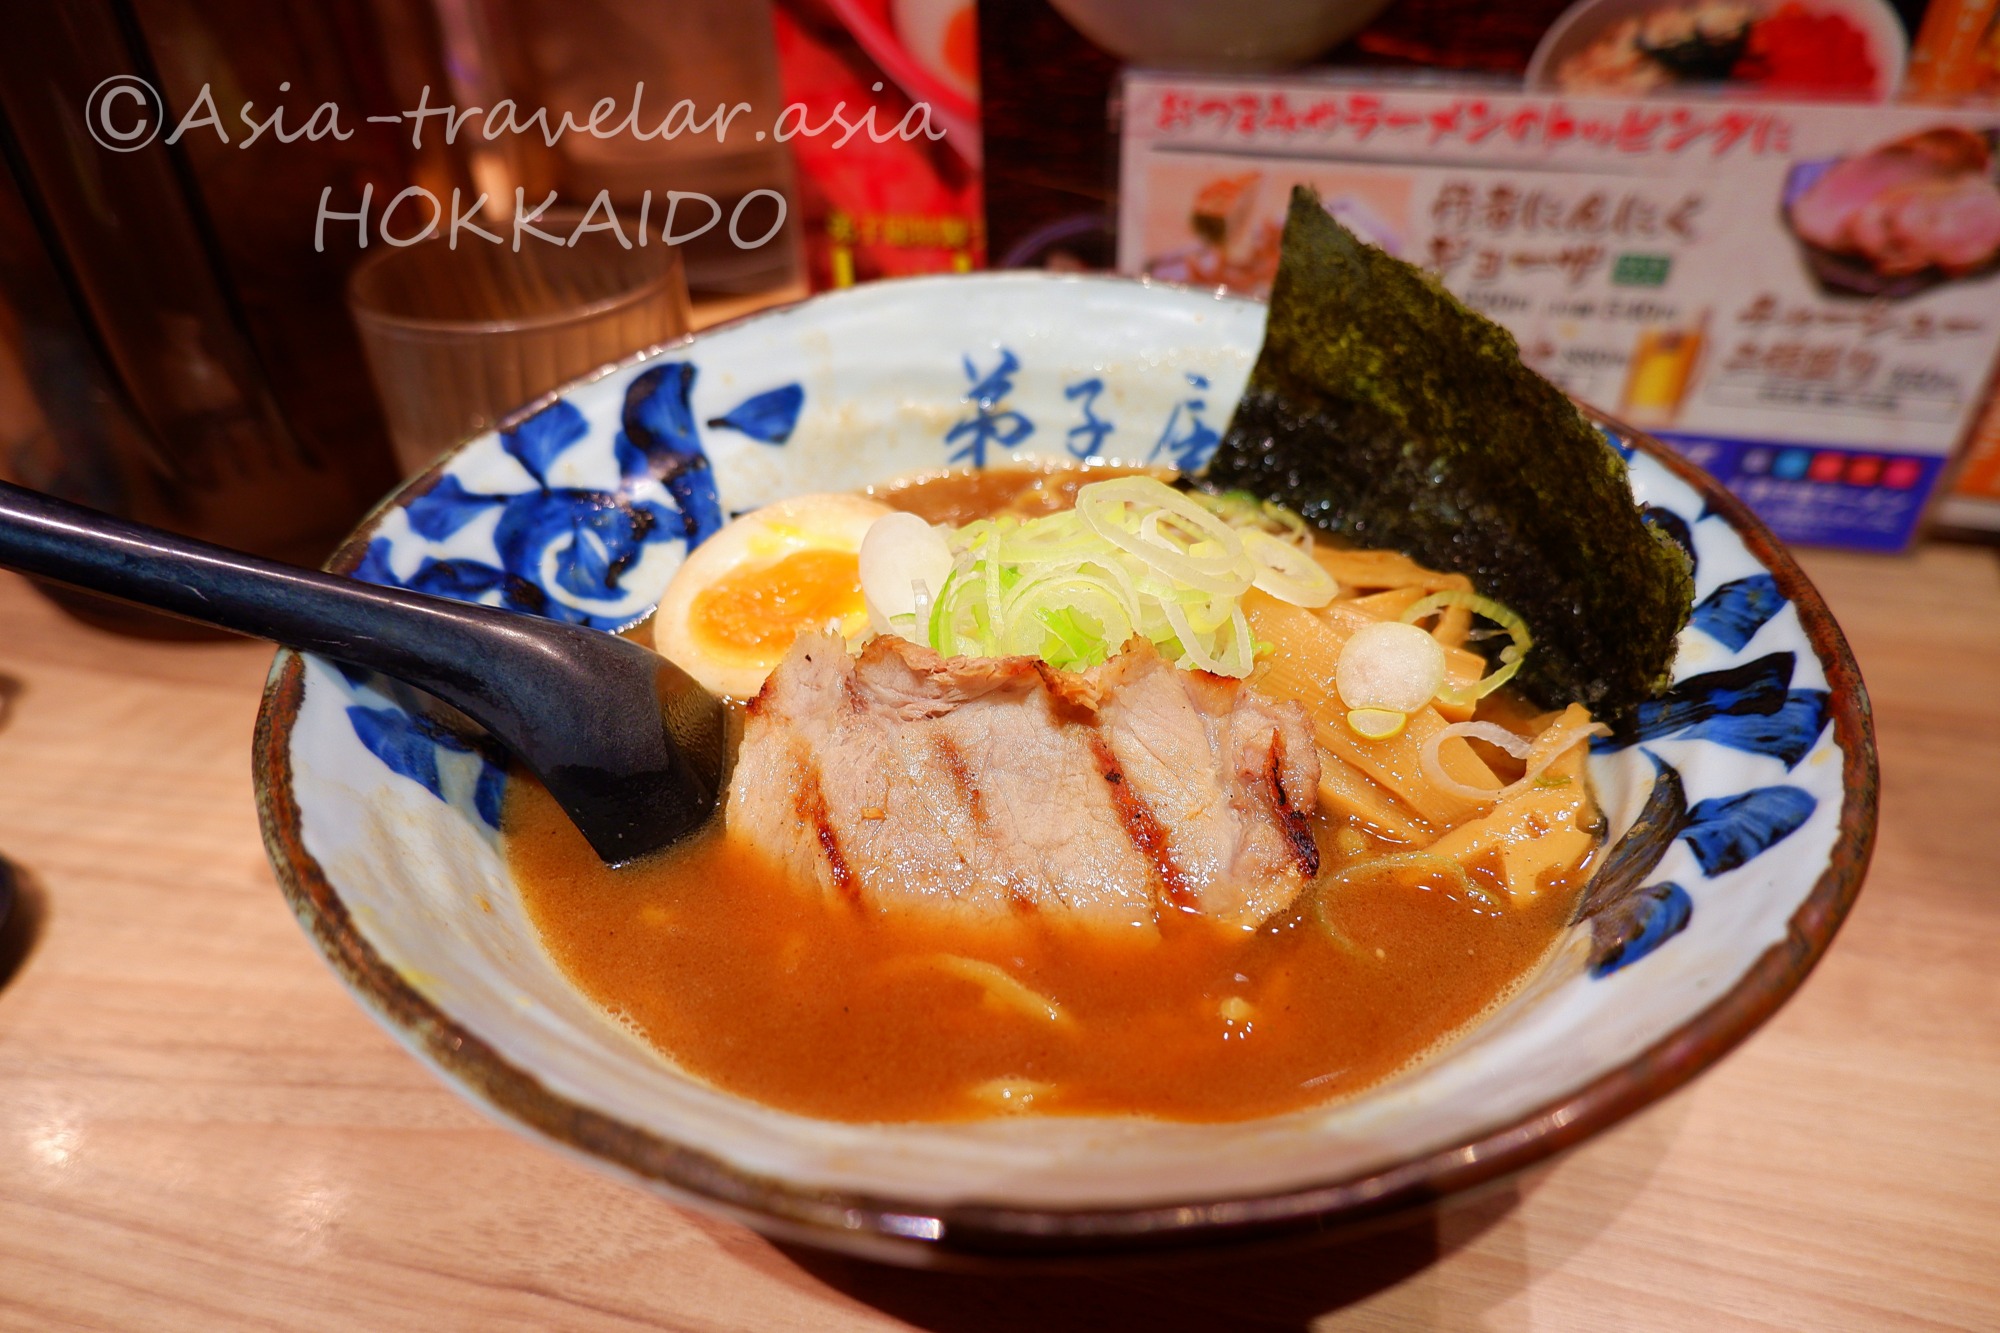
[252,271,1878,1266]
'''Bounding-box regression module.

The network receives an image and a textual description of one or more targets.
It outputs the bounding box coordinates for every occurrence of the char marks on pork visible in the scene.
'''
[728,633,1321,932]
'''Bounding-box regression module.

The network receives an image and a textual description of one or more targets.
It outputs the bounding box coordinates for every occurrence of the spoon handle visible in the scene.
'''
[0,478,529,689]
[0,479,725,862]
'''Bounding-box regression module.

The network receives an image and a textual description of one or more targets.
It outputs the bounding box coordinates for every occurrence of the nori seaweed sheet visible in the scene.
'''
[1205,186,1692,717]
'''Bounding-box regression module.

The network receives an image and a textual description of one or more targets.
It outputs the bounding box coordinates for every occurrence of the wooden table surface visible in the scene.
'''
[0,541,1995,1332]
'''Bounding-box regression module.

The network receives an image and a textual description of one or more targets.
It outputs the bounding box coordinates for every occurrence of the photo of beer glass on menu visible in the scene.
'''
[1620,312,1710,426]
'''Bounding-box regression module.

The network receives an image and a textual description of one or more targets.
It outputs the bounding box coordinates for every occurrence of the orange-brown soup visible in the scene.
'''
[504,468,1595,1124]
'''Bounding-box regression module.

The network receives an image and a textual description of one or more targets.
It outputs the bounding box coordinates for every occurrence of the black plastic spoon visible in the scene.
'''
[0,480,726,864]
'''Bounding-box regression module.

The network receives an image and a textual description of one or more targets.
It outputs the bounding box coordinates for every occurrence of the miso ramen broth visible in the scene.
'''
[506,466,1599,1124]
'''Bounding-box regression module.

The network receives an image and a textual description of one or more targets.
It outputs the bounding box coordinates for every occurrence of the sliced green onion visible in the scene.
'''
[1242,530,1337,607]
[1346,707,1407,740]
[1419,715,1607,807]
[868,475,1320,678]
[1400,590,1532,706]
[995,510,1101,565]
[1076,477,1251,595]
[1186,489,1314,548]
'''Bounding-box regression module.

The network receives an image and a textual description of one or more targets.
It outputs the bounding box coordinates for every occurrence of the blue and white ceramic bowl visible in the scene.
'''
[254,274,1876,1265]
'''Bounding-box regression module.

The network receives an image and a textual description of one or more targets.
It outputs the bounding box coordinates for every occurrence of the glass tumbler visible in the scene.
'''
[348,222,691,476]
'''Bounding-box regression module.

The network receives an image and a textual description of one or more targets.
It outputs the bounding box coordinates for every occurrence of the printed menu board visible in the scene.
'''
[1117,72,2000,550]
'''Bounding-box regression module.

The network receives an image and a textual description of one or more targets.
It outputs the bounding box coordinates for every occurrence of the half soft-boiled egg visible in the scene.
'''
[653,493,892,698]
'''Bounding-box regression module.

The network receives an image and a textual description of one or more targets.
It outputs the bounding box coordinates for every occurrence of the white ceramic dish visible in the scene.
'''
[255,273,1875,1265]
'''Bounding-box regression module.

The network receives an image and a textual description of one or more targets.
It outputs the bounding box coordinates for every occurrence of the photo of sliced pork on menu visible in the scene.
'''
[1784,125,2000,297]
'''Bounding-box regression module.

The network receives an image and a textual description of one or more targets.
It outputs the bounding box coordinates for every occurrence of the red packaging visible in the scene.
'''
[773,0,984,288]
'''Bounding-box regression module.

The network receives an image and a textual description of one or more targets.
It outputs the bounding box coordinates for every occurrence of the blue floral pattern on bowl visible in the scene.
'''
[349,361,797,630]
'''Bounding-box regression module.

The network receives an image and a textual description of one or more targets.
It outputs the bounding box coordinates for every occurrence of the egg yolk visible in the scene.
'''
[688,548,865,661]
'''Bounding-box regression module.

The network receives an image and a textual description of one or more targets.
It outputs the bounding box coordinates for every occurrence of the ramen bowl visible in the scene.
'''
[254,273,1875,1265]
